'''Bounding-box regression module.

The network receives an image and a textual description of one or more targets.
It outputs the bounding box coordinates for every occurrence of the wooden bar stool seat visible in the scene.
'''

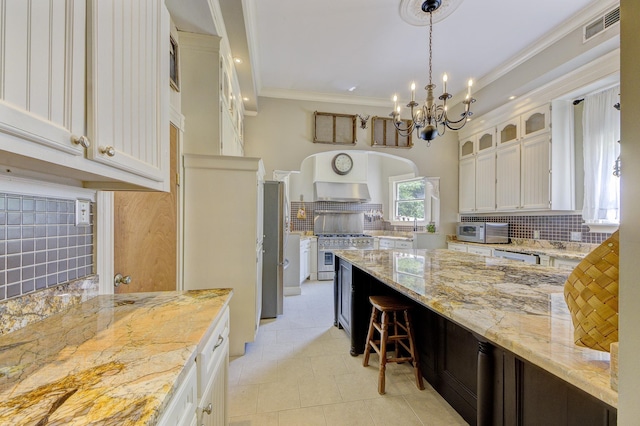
[363,295,424,395]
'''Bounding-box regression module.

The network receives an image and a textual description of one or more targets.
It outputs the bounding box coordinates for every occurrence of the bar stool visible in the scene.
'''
[363,295,424,395]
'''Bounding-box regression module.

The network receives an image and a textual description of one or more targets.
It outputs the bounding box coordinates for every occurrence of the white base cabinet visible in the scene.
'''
[183,155,265,356]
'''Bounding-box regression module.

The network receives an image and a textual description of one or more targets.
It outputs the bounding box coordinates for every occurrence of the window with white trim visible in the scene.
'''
[388,175,440,228]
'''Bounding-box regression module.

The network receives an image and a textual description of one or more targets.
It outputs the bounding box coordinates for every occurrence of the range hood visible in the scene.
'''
[313,181,371,203]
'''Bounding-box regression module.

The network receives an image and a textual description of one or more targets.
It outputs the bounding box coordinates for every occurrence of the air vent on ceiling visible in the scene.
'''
[583,7,620,42]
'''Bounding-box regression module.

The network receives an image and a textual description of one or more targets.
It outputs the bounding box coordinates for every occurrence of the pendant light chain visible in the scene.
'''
[428,12,433,86]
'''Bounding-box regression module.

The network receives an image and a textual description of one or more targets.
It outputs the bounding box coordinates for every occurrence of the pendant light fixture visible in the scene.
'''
[392,0,475,142]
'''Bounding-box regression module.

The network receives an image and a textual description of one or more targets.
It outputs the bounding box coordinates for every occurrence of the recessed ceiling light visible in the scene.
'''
[509,95,516,100]
[243,97,249,101]
[234,57,243,64]
[348,86,357,92]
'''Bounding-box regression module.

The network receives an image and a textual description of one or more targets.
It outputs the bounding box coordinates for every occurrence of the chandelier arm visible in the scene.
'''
[393,120,416,136]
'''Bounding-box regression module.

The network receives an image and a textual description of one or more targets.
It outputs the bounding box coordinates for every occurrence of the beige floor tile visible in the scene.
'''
[297,375,343,407]
[261,342,296,362]
[278,406,327,426]
[229,384,260,417]
[229,411,279,426]
[364,396,423,425]
[309,354,350,376]
[256,381,301,413]
[404,393,469,425]
[334,373,382,401]
[277,357,315,383]
[238,359,279,385]
[291,340,327,358]
[322,400,375,426]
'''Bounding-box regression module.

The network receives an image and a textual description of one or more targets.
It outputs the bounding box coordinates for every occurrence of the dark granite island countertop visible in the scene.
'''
[0,289,232,425]
[334,248,616,409]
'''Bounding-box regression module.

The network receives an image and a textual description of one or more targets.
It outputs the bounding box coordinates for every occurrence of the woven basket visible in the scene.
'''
[564,230,619,352]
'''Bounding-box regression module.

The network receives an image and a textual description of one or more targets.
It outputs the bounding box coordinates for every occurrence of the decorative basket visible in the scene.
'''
[564,230,619,352]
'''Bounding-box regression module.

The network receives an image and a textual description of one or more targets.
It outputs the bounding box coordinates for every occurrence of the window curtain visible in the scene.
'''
[582,85,620,223]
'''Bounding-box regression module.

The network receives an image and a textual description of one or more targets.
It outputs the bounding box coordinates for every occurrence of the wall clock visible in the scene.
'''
[331,153,353,175]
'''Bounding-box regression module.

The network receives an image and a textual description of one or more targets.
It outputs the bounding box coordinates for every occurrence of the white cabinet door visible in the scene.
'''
[198,338,229,426]
[0,1,86,156]
[521,134,551,210]
[496,144,521,210]
[459,136,476,159]
[475,151,496,212]
[497,117,520,146]
[86,0,169,183]
[521,105,550,139]
[459,157,476,213]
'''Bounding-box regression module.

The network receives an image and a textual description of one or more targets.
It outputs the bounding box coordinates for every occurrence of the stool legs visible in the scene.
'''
[363,306,377,367]
[363,300,424,395]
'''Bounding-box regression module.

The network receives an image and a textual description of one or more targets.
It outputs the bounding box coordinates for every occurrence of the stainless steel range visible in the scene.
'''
[314,211,374,281]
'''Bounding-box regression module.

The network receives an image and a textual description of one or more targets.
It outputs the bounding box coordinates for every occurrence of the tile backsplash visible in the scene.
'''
[291,201,384,233]
[459,214,612,244]
[0,193,94,301]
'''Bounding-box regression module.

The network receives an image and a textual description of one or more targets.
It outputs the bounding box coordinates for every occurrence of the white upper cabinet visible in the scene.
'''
[459,156,476,213]
[496,143,521,211]
[0,1,86,157]
[459,135,476,159]
[521,133,551,209]
[521,105,550,139]
[475,150,496,212]
[477,128,496,153]
[86,0,169,183]
[497,117,520,146]
[0,0,170,191]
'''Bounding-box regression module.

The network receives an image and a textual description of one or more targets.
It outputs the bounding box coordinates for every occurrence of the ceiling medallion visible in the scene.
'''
[399,0,464,26]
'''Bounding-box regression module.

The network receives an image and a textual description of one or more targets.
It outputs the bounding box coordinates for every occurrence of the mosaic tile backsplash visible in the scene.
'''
[460,214,612,244]
[290,201,385,232]
[0,193,94,301]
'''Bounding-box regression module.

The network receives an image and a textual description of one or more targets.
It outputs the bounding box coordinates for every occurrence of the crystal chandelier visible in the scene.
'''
[392,0,475,142]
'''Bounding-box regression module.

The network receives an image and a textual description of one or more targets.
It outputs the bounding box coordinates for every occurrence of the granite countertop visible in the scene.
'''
[0,289,232,425]
[334,249,616,408]
[449,238,596,261]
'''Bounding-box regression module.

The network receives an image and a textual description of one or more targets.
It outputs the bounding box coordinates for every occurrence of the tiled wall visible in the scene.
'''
[0,193,94,301]
[290,201,384,232]
[460,214,612,244]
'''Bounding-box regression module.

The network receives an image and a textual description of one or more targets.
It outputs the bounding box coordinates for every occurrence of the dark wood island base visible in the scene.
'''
[334,255,617,426]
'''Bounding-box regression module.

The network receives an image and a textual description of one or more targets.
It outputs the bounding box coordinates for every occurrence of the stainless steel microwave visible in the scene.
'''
[456,222,509,244]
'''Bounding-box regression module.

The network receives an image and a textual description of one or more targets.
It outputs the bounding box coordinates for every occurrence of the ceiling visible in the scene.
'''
[215,0,617,114]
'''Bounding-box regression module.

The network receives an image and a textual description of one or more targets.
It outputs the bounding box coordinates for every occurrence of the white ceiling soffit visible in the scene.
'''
[165,0,219,36]
[244,0,619,108]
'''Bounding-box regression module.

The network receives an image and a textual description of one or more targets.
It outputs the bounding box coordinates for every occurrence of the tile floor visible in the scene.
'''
[229,280,468,425]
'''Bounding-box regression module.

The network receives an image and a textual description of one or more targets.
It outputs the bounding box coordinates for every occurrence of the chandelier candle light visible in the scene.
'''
[392,0,475,142]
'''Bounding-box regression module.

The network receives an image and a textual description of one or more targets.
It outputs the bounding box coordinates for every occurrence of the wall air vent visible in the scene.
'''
[583,7,620,42]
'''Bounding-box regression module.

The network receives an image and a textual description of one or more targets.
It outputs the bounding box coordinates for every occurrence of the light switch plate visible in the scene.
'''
[570,231,582,241]
[76,199,91,226]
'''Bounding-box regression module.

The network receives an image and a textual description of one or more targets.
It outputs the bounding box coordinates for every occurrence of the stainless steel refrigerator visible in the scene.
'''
[262,181,285,318]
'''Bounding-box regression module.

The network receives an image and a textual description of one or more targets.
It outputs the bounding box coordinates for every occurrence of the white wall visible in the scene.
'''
[243,97,459,233]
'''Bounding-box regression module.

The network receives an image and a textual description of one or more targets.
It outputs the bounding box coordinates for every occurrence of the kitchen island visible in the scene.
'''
[0,289,232,425]
[334,249,616,426]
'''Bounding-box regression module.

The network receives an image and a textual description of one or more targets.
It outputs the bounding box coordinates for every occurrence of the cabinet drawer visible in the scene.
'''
[395,240,413,249]
[198,307,230,397]
[379,238,395,249]
[448,243,468,253]
[553,258,581,270]
[157,361,197,426]
[467,246,493,256]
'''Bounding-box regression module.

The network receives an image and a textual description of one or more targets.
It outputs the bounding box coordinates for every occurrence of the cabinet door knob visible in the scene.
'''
[100,146,116,157]
[72,135,91,149]
[203,403,213,415]
[114,273,131,287]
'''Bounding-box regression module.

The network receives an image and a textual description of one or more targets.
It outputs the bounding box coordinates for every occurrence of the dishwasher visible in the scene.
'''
[493,249,540,264]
